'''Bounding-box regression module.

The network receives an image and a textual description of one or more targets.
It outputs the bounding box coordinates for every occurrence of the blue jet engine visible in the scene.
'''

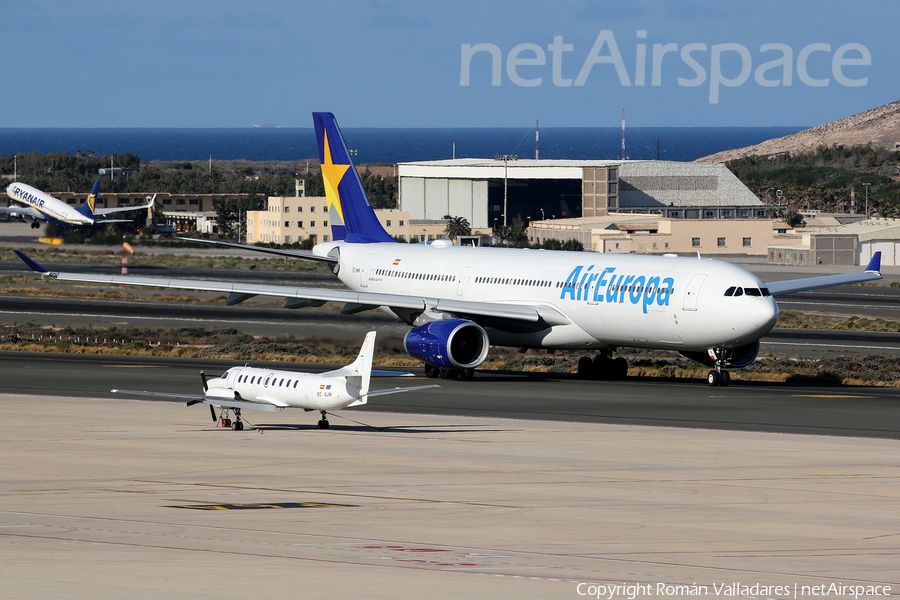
[403,319,490,370]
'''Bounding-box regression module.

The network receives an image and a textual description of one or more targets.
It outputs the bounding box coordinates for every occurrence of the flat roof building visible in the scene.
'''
[398,158,768,230]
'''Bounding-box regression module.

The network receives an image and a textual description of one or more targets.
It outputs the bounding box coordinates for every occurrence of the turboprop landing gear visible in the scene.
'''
[706,348,731,387]
[317,410,330,429]
[578,350,628,380]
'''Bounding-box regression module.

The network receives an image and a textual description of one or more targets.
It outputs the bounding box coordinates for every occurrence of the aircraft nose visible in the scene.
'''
[751,298,779,330]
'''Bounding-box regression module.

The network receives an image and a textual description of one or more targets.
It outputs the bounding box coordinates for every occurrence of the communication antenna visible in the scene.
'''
[621,109,626,160]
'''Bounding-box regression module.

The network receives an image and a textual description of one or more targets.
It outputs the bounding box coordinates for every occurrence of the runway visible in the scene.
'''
[3,352,899,439]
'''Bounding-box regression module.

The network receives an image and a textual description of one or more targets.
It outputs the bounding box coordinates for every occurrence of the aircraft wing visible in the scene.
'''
[93,218,138,224]
[15,250,559,325]
[764,252,882,295]
[95,194,156,216]
[110,388,282,412]
[0,205,42,219]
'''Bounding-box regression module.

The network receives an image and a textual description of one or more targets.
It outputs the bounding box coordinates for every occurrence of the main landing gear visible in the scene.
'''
[706,348,731,387]
[424,364,475,380]
[317,410,330,429]
[218,408,244,430]
[577,350,628,380]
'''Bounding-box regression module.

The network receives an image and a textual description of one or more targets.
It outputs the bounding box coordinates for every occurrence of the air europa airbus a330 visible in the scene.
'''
[15,112,882,387]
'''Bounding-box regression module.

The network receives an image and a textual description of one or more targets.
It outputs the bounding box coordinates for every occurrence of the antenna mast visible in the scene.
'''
[535,119,539,160]
[621,109,626,160]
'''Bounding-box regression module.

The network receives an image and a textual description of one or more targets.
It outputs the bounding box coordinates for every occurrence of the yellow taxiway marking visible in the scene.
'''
[793,394,873,398]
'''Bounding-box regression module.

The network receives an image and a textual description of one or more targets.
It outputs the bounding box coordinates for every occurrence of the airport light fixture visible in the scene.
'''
[495,154,517,227]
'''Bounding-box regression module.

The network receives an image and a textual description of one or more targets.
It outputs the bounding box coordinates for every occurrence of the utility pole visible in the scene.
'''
[862,182,871,217]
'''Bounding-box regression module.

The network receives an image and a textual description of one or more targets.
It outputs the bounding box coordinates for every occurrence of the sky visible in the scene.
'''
[3,0,897,129]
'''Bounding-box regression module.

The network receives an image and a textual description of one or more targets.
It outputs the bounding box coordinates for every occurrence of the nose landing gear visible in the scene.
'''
[706,347,731,387]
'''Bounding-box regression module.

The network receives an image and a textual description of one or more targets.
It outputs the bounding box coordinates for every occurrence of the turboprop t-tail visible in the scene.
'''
[15,112,884,388]
[3,180,155,229]
[110,331,438,430]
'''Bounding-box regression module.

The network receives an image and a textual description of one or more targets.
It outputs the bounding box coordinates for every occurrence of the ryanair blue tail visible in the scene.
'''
[313,112,395,244]
[75,181,101,219]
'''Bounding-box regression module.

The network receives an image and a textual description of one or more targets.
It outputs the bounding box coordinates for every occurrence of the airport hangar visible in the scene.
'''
[397,158,783,254]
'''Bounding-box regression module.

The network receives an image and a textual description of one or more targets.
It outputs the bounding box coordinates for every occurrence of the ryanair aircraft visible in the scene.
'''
[110,332,437,430]
[3,181,155,229]
[15,113,883,386]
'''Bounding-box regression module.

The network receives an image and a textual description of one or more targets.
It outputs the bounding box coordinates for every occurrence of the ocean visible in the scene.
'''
[0,126,803,164]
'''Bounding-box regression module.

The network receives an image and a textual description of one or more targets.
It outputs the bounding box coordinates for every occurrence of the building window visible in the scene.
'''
[298,206,303,212]
[284,207,290,213]
[664,242,669,249]
[163,198,172,205]
[285,236,291,243]
[177,199,186,205]
[739,210,749,217]
[285,221,290,228]
[310,221,315,227]
[722,210,731,217]
[400,220,405,227]
[189,198,199,205]
[310,206,315,213]
[692,237,701,247]
[652,242,657,249]
[324,221,328,227]
[323,206,327,212]
[704,210,715,218]
[743,237,752,246]
[717,237,726,247]
[324,235,330,242]
[298,221,303,228]
[386,220,392,227]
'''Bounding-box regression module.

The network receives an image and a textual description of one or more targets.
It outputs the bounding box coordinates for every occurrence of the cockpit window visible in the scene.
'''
[761,288,771,296]
[724,286,736,296]
[733,287,743,296]
[744,288,762,296]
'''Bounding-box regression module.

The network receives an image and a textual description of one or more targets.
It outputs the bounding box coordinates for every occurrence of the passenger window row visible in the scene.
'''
[476,276,552,287]
[236,374,301,389]
[375,269,455,282]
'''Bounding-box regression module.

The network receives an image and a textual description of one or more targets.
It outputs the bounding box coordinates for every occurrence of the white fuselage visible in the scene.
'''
[316,241,779,353]
[205,366,363,411]
[5,183,94,228]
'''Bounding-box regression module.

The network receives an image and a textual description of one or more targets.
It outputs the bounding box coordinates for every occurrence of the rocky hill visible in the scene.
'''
[697,100,900,163]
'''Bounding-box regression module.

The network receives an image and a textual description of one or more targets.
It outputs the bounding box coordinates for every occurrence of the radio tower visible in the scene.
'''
[535,119,539,160]
[621,109,626,160]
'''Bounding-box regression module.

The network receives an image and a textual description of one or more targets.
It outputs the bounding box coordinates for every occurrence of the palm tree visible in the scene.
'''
[443,215,471,240]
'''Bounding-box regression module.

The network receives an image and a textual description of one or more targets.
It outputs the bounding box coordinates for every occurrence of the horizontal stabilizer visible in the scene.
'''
[175,237,339,264]
[366,384,440,398]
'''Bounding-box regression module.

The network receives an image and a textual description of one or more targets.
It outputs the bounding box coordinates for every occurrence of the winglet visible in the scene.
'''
[14,250,48,274]
[866,251,882,273]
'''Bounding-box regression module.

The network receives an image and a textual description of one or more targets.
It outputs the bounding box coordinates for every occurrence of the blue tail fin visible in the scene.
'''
[75,181,101,219]
[313,112,395,244]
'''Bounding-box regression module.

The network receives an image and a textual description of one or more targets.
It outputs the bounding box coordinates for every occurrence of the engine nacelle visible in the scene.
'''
[680,340,761,368]
[403,319,490,370]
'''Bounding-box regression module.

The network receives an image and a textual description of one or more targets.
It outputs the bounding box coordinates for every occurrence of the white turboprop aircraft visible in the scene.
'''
[110,331,438,430]
[15,112,884,387]
[3,180,155,229]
